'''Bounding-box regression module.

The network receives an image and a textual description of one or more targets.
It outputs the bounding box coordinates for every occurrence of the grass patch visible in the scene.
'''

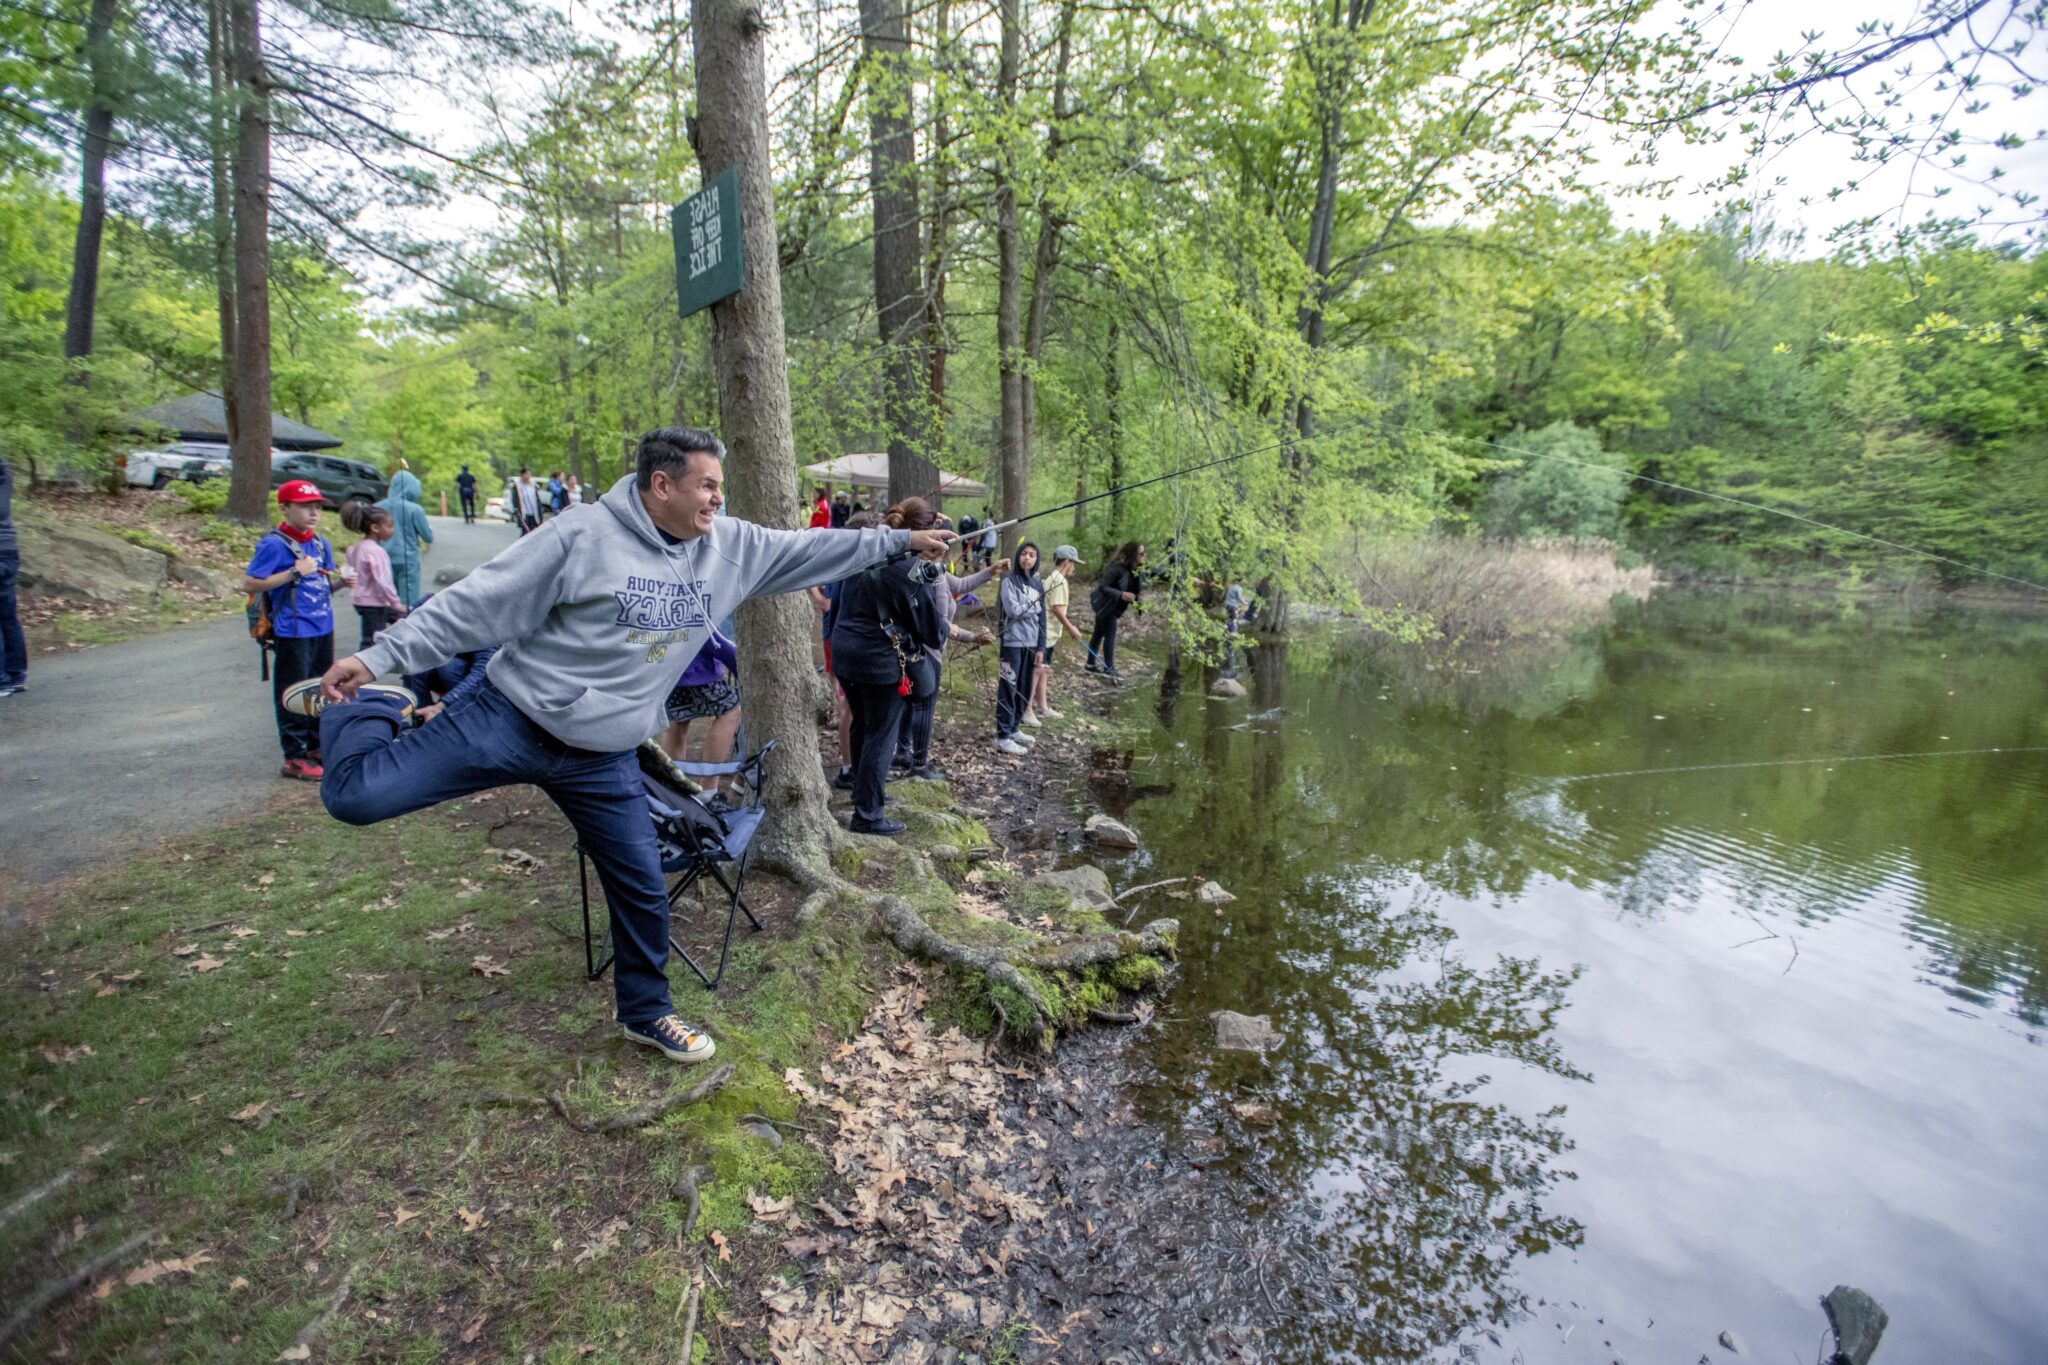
[0,800,882,1362]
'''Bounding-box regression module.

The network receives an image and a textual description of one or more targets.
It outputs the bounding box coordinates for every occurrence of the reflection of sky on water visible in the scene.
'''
[1110,591,2048,1362]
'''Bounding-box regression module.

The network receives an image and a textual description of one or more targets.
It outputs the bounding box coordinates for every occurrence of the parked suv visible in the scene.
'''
[124,442,232,489]
[269,453,388,510]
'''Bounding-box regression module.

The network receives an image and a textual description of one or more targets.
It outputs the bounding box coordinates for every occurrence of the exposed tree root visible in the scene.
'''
[552,1063,736,1134]
[284,1263,356,1358]
[0,1167,77,1234]
[0,1226,158,1353]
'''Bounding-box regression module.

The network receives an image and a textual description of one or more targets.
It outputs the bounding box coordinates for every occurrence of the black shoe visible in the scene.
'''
[831,769,855,791]
[908,764,948,781]
[849,817,907,836]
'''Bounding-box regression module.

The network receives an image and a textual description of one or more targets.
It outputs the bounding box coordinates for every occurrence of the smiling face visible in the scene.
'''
[644,452,724,539]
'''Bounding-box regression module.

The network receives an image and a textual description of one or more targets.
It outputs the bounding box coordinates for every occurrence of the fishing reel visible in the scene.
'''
[904,558,945,586]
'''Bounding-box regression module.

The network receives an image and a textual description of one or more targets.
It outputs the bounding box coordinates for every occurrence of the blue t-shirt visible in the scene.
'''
[246,531,335,639]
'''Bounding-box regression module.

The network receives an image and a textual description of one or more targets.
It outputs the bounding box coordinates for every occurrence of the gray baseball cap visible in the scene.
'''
[1052,545,1083,563]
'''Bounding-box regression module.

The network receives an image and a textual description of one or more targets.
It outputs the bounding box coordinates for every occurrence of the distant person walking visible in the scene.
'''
[809,489,832,528]
[377,468,434,606]
[455,465,478,523]
[548,472,568,516]
[830,491,850,527]
[512,468,544,535]
[0,455,24,699]
[1031,546,1087,719]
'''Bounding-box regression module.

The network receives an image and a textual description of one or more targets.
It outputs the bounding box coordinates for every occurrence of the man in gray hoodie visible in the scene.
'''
[301,427,950,1064]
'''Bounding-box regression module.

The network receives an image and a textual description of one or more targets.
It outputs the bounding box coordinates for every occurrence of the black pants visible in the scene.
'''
[517,511,542,535]
[355,605,399,651]
[0,548,25,691]
[459,491,477,522]
[843,678,906,825]
[894,665,939,770]
[271,632,334,760]
[1088,611,1122,673]
[996,646,1037,738]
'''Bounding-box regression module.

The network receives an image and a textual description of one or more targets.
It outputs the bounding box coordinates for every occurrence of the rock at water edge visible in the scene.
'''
[1027,865,1117,913]
[1196,880,1236,904]
[1823,1286,1887,1365]
[1209,676,1248,699]
[1083,813,1139,850]
[1210,1010,1284,1052]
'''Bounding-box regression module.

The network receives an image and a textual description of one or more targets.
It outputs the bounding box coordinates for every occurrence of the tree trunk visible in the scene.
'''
[1104,315,1123,535]
[858,0,933,505]
[225,0,274,525]
[1018,0,1077,467]
[208,0,238,454]
[993,0,1025,551]
[692,0,840,871]
[921,0,952,453]
[63,0,117,373]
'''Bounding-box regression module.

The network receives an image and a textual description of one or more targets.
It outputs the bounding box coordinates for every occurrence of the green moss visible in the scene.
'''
[1108,953,1167,992]
[113,525,182,557]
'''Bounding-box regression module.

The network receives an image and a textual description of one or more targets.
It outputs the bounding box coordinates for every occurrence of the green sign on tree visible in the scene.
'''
[674,166,743,319]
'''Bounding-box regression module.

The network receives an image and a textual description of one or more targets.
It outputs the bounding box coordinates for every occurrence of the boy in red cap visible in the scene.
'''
[240,480,341,780]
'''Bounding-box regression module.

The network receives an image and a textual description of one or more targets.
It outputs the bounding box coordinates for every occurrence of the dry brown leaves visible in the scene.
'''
[759,976,1043,1363]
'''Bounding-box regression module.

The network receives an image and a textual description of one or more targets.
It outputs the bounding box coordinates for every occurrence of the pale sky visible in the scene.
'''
[359,0,2047,305]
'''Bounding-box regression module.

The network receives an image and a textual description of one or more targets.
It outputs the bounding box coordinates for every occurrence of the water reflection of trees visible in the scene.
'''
[1130,644,1590,1360]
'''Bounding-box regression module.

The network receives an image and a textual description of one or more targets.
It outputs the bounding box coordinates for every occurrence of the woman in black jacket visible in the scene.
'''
[827,497,947,834]
[1086,540,1145,679]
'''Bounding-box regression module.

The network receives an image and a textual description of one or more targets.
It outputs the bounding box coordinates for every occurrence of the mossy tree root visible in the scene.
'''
[872,895,1178,1045]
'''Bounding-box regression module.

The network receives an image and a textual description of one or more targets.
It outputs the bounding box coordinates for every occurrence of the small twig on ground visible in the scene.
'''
[280,1177,309,1221]
[673,1165,706,1241]
[1115,876,1189,903]
[473,1091,550,1110]
[368,997,407,1038]
[0,1227,159,1353]
[443,1135,480,1173]
[677,1278,702,1365]
[591,1064,735,1135]
[0,1167,76,1234]
[286,1264,356,1357]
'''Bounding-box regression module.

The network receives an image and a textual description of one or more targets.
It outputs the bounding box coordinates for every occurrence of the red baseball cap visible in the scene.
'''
[277,480,324,505]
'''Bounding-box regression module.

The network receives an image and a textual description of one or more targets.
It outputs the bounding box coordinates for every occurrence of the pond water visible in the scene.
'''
[1083,590,2048,1364]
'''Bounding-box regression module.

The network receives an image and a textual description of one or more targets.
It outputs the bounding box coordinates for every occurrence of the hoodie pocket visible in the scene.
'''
[529,686,591,718]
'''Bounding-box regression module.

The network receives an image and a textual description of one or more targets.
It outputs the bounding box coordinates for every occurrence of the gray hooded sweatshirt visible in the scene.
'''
[355,473,909,751]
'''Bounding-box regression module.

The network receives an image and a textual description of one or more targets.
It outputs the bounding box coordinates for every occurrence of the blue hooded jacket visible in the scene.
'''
[377,469,434,572]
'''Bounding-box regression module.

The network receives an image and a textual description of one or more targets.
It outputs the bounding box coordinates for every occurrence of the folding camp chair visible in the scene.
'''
[578,740,777,991]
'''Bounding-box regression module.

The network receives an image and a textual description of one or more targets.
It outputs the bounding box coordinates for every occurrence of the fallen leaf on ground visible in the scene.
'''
[124,1250,213,1286]
[390,1207,420,1227]
[278,1345,311,1361]
[456,1206,485,1231]
[190,956,225,973]
[709,1229,731,1263]
[112,970,142,982]
[284,929,307,937]
[231,927,258,939]
[40,1044,93,1065]
[460,1314,485,1344]
[747,1191,794,1223]
[170,944,198,957]
[469,955,509,979]
[229,1276,249,1290]
[573,1216,628,1264]
[230,1102,270,1124]
[256,874,275,888]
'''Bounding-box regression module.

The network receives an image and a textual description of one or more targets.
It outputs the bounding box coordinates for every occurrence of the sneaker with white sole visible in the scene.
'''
[1011,729,1037,746]
[621,1015,717,1062]
[281,679,418,721]
[994,736,1029,756]
[1021,709,1043,727]
[1036,706,1063,719]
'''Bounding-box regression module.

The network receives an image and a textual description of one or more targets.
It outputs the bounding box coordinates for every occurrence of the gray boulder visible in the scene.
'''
[1823,1286,1887,1365]
[1210,1010,1284,1052]
[1196,880,1236,904]
[1209,676,1248,699]
[17,521,168,602]
[1083,813,1140,850]
[168,560,233,596]
[1027,865,1117,914]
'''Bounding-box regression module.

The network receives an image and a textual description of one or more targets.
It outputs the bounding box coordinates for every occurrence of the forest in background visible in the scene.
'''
[4,0,2045,616]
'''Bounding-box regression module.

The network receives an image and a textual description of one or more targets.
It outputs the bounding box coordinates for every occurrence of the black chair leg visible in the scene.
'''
[669,856,759,991]
[579,846,614,981]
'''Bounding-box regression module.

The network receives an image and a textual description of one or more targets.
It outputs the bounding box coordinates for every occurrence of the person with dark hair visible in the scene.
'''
[0,455,25,698]
[293,426,953,1066]
[830,491,850,527]
[993,542,1045,754]
[341,501,406,649]
[511,468,543,534]
[455,465,478,523]
[827,497,947,833]
[809,488,832,529]
[891,544,1002,780]
[1086,540,1145,680]
[547,471,568,516]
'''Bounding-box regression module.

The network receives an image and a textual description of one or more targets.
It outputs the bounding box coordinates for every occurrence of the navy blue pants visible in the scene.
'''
[0,549,25,691]
[272,632,333,761]
[318,679,676,1026]
[842,678,904,825]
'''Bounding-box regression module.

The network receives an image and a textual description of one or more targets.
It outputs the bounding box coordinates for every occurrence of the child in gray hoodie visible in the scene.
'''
[301,427,950,1064]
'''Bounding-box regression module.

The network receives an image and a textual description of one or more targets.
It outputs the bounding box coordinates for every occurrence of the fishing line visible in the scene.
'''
[1531,745,2048,786]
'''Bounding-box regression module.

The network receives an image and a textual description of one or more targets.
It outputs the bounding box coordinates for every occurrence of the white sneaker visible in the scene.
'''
[1036,706,1062,719]
[281,679,417,720]
[1021,709,1043,727]
[994,737,1029,756]
[1011,730,1037,747]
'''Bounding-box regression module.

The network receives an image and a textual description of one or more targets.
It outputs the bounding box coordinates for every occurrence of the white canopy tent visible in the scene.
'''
[802,452,989,503]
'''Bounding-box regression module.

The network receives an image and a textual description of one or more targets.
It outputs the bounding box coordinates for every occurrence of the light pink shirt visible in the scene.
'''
[346,538,402,609]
